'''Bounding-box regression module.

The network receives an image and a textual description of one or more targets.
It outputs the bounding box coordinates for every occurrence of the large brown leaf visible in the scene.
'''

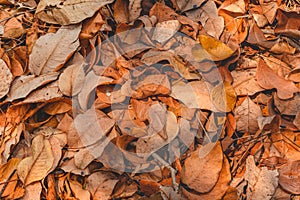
[29,25,81,75]
[36,0,114,25]
[0,59,13,99]
[181,142,224,193]
[256,59,299,99]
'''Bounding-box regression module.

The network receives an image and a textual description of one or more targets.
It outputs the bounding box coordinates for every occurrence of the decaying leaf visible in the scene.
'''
[152,20,181,44]
[36,0,114,25]
[29,25,81,75]
[211,81,236,112]
[6,72,59,102]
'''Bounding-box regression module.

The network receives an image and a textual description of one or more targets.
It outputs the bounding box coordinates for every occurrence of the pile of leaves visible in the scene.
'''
[0,0,299,199]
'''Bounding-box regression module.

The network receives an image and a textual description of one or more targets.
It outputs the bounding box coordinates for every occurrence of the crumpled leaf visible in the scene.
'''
[0,59,13,99]
[193,35,235,61]
[185,1,224,39]
[6,72,59,102]
[29,25,81,75]
[256,59,299,99]
[17,134,55,185]
[36,0,114,25]
[234,97,262,134]
[181,142,224,193]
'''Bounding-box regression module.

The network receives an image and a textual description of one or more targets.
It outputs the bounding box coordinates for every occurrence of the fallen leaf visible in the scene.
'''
[86,171,119,200]
[17,134,55,185]
[6,72,59,102]
[181,142,224,193]
[36,0,114,25]
[194,35,235,61]
[186,1,224,39]
[58,64,85,96]
[171,80,215,111]
[274,93,300,116]
[211,81,237,112]
[244,155,279,200]
[176,0,206,12]
[182,156,231,200]
[23,182,42,200]
[0,59,13,99]
[136,111,179,156]
[29,25,81,75]
[232,68,264,96]
[275,9,300,39]
[256,59,299,99]
[234,97,262,134]
[152,20,181,44]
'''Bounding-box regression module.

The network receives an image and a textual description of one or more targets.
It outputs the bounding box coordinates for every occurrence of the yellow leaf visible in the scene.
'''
[193,35,235,61]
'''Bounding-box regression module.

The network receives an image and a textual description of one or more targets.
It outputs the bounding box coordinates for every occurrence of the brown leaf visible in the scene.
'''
[23,182,42,200]
[152,20,181,44]
[0,59,13,99]
[17,134,55,185]
[58,64,85,96]
[181,142,224,193]
[232,68,264,96]
[176,0,206,12]
[275,9,300,39]
[234,97,262,134]
[256,59,299,99]
[274,93,300,115]
[244,155,279,199]
[186,1,224,39]
[182,156,231,200]
[171,81,215,111]
[80,12,105,39]
[0,10,26,38]
[29,25,81,75]
[86,171,119,200]
[6,72,59,102]
[211,81,237,112]
[36,0,114,25]
[136,111,179,156]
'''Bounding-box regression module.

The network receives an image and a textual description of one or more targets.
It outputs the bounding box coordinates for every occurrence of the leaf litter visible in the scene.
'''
[0,0,299,199]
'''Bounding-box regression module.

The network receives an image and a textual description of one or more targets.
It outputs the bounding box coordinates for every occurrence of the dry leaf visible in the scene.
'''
[211,81,237,112]
[86,171,119,200]
[232,68,264,96]
[171,81,215,111]
[256,59,299,99]
[181,142,224,193]
[274,93,300,116]
[182,156,231,200]
[176,0,206,12]
[136,111,179,156]
[193,35,235,61]
[152,20,181,44]
[29,25,81,75]
[17,134,54,185]
[58,64,85,96]
[186,1,224,39]
[23,182,42,200]
[234,97,262,134]
[244,155,279,200]
[6,72,59,102]
[36,0,114,25]
[0,59,13,99]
